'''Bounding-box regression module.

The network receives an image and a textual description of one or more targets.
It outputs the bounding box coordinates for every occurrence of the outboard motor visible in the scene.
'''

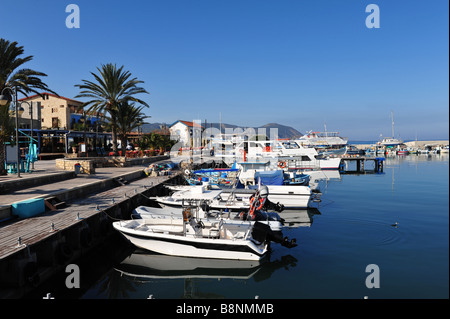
[199,200,210,212]
[263,200,285,212]
[251,222,297,248]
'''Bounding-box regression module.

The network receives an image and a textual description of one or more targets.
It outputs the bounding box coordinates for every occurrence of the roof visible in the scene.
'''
[18,92,84,104]
[169,120,204,128]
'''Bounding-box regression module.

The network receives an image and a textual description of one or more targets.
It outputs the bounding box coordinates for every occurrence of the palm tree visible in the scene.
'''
[74,63,149,154]
[111,102,149,149]
[0,38,57,175]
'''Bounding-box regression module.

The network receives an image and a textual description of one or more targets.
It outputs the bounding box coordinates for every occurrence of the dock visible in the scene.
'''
[0,156,184,298]
[338,156,385,173]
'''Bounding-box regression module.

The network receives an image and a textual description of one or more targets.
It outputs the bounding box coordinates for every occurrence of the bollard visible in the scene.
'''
[43,293,55,299]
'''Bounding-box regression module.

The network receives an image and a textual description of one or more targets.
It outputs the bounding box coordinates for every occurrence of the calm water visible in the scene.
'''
[29,154,449,299]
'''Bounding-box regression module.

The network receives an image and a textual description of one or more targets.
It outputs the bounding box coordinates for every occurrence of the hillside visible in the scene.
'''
[204,122,302,139]
[139,122,303,139]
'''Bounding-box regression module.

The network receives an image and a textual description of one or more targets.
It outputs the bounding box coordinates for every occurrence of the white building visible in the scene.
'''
[169,120,204,148]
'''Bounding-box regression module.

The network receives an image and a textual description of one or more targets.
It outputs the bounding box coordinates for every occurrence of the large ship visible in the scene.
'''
[296,130,348,149]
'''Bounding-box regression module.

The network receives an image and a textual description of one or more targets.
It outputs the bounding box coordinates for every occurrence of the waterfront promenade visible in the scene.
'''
[0,156,184,298]
[0,158,170,207]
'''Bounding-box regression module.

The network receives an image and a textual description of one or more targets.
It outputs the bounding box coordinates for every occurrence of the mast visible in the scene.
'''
[391,111,395,138]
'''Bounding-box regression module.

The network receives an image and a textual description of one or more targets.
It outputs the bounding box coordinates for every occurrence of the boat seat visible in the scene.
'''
[143,218,184,226]
[134,225,149,231]
[219,227,234,239]
[233,231,247,239]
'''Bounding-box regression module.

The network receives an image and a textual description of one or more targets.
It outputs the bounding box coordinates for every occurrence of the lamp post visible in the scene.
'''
[20,101,33,170]
[0,86,24,177]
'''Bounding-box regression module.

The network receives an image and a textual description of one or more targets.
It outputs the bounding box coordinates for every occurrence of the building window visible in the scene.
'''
[52,117,59,128]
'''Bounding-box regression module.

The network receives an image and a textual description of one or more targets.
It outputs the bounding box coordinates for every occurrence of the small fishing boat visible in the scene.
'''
[184,168,239,187]
[345,145,366,156]
[156,182,311,210]
[113,212,296,261]
[397,149,409,155]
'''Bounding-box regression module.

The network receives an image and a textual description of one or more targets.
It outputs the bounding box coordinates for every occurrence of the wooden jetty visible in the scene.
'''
[339,156,385,173]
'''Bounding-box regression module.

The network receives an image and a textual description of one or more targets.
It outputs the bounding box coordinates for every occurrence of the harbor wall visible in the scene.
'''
[0,169,183,298]
[354,140,448,150]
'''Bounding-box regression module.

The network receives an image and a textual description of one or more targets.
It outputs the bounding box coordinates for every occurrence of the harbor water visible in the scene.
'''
[26,154,449,299]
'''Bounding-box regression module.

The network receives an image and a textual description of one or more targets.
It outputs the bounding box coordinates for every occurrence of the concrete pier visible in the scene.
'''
[0,156,183,298]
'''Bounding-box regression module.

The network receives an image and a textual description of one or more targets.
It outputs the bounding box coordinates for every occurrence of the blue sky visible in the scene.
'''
[1,0,448,140]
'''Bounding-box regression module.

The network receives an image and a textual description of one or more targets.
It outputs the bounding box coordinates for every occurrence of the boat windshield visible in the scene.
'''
[280,141,300,149]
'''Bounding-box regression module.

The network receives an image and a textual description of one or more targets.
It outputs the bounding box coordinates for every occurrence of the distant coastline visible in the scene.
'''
[350,139,449,145]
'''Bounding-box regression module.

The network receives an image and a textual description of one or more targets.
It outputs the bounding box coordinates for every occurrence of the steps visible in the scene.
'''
[44,196,67,211]
[113,177,129,186]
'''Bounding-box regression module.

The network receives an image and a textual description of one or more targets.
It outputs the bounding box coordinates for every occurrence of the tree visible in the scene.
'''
[0,38,57,175]
[111,102,149,149]
[74,63,149,154]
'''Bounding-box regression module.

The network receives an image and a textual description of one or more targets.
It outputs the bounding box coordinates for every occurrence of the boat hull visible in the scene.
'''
[113,221,268,261]
[266,185,311,208]
[156,185,312,209]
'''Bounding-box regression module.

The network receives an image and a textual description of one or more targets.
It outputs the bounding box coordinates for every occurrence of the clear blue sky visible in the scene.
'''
[1,0,448,140]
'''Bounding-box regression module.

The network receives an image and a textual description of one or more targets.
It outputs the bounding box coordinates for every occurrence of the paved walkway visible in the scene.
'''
[0,158,173,206]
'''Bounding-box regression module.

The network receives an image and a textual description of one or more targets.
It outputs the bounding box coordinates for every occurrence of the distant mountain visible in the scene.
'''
[261,123,303,139]
[204,122,303,139]
[139,123,168,133]
[138,122,303,139]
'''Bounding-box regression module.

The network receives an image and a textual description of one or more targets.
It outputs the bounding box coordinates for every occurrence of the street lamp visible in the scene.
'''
[20,101,34,169]
[0,86,25,177]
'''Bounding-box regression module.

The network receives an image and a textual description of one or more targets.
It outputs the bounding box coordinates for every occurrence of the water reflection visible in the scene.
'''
[104,250,298,299]
[384,153,449,165]
[278,208,321,227]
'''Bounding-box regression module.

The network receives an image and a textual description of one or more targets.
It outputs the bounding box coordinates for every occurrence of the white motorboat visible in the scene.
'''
[379,137,403,147]
[156,183,312,210]
[113,213,297,261]
[154,186,250,211]
[247,140,342,170]
[131,205,284,232]
[214,139,342,170]
[235,162,315,208]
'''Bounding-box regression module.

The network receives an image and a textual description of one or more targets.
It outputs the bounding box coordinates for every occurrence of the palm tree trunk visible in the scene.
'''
[112,124,118,155]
